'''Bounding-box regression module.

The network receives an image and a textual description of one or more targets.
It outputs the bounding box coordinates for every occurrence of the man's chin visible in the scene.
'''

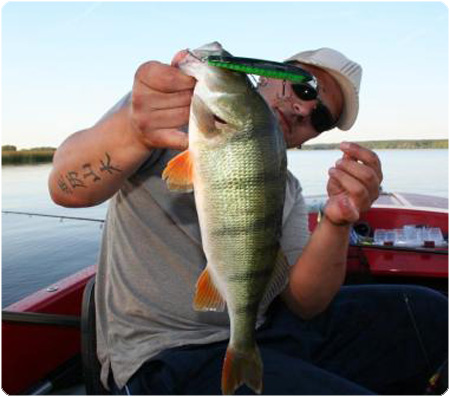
[285,140,301,149]
[284,129,306,148]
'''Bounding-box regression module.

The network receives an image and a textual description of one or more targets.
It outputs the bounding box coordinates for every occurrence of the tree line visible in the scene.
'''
[2,146,56,165]
[302,139,448,150]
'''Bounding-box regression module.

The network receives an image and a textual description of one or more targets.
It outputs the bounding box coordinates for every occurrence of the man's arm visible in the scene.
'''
[282,142,383,319]
[48,60,195,207]
[282,217,351,319]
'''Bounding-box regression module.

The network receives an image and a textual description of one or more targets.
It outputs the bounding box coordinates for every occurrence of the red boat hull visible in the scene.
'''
[2,266,96,394]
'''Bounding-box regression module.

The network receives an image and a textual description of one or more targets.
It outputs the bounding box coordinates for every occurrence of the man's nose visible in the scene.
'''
[292,100,317,116]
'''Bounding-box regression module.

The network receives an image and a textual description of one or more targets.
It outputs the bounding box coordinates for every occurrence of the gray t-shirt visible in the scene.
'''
[95,148,310,389]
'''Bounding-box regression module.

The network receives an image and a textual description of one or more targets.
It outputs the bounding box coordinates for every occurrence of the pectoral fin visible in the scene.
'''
[194,267,226,312]
[162,150,194,192]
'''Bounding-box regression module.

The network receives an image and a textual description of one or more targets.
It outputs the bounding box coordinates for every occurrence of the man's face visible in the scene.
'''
[258,63,344,148]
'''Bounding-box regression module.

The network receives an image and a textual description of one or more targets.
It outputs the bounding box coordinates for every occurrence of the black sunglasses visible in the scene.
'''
[291,83,337,133]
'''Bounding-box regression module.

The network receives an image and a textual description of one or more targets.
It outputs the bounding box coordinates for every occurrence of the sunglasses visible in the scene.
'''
[290,83,337,133]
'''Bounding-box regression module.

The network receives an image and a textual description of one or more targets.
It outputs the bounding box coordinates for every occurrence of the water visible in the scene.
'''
[288,149,449,198]
[2,150,448,307]
[2,164,108,307]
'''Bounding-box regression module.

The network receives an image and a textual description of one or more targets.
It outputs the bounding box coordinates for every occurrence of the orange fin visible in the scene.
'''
[162,150,194,192]
[193,267,226,312]
[222,345,263,395]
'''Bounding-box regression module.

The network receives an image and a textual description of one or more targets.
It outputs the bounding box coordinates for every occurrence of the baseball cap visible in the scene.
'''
[285,48,362,130]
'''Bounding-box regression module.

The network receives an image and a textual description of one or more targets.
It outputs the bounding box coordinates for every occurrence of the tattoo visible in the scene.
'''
[82,163,101,182]
[56,152,122,195]
[57,175,73,195]
[99,152,122,174]
[66,171,87,188]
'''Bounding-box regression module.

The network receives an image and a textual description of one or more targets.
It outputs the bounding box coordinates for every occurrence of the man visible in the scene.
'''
[49,45,447,394]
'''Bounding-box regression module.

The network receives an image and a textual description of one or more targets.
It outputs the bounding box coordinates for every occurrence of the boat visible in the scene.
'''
[307,191,448,291]
[2,191,448,395]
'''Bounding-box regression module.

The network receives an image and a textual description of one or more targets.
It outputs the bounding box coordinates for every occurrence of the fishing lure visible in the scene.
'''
[207,55,315,84]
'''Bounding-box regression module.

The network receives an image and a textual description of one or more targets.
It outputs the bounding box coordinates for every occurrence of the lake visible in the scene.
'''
[2,149,448,307]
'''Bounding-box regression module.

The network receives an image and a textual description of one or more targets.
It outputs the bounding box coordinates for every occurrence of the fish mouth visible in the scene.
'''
[173,47,217,66]
[171,49,190,67]
[174,42,231,67]
[171,49,207,70]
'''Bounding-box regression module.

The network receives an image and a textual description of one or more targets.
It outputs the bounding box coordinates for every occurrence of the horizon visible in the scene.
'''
[2,138,449,152]
[2,1,448,149]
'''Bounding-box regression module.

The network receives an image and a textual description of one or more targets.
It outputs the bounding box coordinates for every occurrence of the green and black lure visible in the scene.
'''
[207,55,314,83]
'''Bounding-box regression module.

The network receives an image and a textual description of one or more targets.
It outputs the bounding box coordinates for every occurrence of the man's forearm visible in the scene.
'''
[282,216,351,319]
[48,105,150,207]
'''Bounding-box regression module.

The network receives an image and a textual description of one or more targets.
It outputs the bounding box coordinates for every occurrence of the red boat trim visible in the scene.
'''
[4,264,97,313]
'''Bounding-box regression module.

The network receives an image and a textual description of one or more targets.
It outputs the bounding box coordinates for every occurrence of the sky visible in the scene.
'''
[1,1,448,149]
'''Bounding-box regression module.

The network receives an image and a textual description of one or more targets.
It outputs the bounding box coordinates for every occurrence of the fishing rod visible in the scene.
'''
[2,210,105,223]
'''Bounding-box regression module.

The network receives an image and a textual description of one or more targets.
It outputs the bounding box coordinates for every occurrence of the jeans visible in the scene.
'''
[110,285,448,395]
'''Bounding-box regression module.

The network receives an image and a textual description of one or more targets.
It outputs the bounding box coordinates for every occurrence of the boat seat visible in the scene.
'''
[81,276,109,395]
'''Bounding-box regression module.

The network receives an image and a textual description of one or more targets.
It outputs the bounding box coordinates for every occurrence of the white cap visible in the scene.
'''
[285,48,362,130]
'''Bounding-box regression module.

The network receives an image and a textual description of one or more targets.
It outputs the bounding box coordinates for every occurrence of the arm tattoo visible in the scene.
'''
[57,152,123,195]
[99,152,122,174]
[82,163,101,182]
[66,171,87,188]
[57,175,73,195]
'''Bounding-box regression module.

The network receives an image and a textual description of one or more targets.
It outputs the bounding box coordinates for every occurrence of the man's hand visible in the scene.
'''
[130,51,196,151]
[325,142,383,226]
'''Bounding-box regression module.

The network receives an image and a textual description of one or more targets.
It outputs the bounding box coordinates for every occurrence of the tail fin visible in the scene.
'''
[221,345,263,395]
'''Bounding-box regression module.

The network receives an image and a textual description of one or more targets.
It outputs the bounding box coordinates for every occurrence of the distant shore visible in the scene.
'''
[2,140,448,165]
[2,146,55,165]
[302,139,448,150]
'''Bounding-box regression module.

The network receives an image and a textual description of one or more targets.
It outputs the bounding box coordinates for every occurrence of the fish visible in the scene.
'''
[162,42,288,395]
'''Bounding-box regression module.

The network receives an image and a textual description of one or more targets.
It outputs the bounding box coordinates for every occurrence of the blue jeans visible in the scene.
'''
[110,285,448,394]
